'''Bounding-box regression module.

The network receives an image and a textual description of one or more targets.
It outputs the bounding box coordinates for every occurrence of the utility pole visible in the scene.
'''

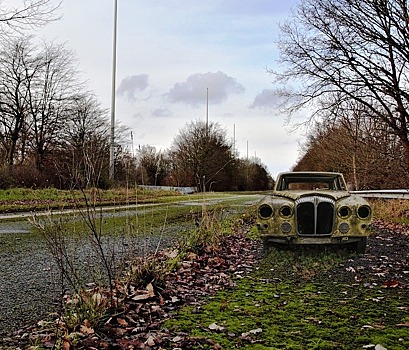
[205,87,209,133]
[233,124,236,156]
[109,0,118,180]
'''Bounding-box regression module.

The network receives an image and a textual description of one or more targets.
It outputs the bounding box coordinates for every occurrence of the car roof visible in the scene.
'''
[277,171,343,178]
[275,171,347,191]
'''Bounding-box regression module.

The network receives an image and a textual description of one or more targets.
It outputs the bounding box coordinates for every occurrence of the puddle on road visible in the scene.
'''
[0,221,32,235]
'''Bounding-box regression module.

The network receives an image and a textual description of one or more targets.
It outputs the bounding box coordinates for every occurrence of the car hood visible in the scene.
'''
[273,190,351,201]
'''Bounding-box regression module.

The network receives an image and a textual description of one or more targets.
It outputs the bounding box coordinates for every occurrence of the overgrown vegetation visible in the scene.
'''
[23,190,250,347]
[0,187,250,214]
[165,248,409,349]
[369,199,409,225]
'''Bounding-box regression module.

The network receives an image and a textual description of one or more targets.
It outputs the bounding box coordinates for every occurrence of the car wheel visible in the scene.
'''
[354,237,367,255]
[262,238,278,255]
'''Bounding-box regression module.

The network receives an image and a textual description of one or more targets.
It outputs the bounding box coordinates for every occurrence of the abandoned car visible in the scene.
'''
[256,172,372,254]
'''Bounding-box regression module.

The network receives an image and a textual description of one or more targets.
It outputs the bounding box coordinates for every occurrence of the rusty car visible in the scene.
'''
[256,171,372,254]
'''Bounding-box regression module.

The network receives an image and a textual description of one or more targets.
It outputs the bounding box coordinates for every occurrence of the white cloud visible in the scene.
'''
[117,74,149,102]
[166,71,245,107]
[251,89,282,109]
[152,108,172,118]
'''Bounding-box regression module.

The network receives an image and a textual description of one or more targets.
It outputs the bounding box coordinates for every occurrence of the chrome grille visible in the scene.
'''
[295,196,335,235]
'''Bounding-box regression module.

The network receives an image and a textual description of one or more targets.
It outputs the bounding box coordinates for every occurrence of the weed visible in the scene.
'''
[370,198,409,224]
[62,287,110,330]
[125,256,168,290]
[178,206,224,255]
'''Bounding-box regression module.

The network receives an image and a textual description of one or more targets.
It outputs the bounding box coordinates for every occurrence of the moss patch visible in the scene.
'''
[165,248,409,349]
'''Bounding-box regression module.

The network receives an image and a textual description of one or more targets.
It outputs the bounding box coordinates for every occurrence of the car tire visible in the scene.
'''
[354,237,367,255]
[262,238,278,255]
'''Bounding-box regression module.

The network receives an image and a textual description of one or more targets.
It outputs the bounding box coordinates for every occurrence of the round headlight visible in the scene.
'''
[281,222,292,233]
[339,222,350,234]
[338,206,351,218]
[280,205,292,218]
[358,205,371,219]
[259,204,273,219]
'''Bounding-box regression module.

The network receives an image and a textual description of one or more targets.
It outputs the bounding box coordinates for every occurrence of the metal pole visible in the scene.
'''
[109,0,118,180]
[206,87,208,132]
[233,123,235,156]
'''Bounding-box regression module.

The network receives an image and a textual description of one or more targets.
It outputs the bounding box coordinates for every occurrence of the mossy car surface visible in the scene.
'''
[256,172,372,253]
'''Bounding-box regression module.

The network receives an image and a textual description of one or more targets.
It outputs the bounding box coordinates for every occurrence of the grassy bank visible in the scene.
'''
[0,187,227,213]
[369,198,409,225]
[0,187,156,213]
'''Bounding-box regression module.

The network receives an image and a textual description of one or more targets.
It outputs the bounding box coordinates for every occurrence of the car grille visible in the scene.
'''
[295,196,335,235]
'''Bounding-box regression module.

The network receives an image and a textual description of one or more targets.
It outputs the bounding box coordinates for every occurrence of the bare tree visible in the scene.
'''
[0,36,37,166]
[27,41,80,171]
[170,120,235,191]
[0,0,61,34]
[136,146,169,186]
[294,117,408,189]
[61,94,110,188]
[273,0,409,169]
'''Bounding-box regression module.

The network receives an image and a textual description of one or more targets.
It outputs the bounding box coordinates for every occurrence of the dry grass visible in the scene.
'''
[369,198,409,224]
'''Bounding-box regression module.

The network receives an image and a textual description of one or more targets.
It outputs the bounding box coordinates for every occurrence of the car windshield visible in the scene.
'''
[276,173,347,191]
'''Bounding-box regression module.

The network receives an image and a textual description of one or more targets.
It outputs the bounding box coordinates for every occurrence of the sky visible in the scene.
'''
[33,0,303,178]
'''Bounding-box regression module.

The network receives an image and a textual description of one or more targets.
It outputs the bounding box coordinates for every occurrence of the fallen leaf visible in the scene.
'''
[208,322,225,331]
[61,340,71,350]
[130,283,155,301]
[145,335,156,346]
[396,322,409,327]
[172,335,183,342]
[117,318,128,326]
[382,280,399,288]
[92,292,103,306]
[80,324,94,335]
[249,328,263,334]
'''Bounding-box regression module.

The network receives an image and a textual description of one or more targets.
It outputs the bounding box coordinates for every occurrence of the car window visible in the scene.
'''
[276,174,347,191]
[288,182,330,190]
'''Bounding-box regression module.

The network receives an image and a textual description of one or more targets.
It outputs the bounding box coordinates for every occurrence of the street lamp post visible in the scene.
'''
[109,0,118,180]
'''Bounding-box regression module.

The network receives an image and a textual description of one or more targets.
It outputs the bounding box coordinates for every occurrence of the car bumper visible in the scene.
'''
[262,235,366,245]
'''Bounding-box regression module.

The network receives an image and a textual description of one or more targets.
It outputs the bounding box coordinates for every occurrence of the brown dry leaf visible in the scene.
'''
[145,335,156,346]
[83,319,92,328]
[80,324,94,335]
[92,292,103,306]
[146,282,155,296]
[396,322,409,327]
[117,317,128,326]
[131,283,155,301]
[61,339,71,350]
[187,252,197,260]
[382,280,399,288]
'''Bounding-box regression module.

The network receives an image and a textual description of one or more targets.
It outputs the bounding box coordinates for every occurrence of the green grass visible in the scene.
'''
[0,187,181,213]
[0,187,257,214]
[165,248,409,349]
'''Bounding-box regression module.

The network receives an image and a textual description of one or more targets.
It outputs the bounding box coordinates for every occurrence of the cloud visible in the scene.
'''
[117,74,149,101]
[152,108,172,118]
[250,89,282,109]
[166,71,245,107]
